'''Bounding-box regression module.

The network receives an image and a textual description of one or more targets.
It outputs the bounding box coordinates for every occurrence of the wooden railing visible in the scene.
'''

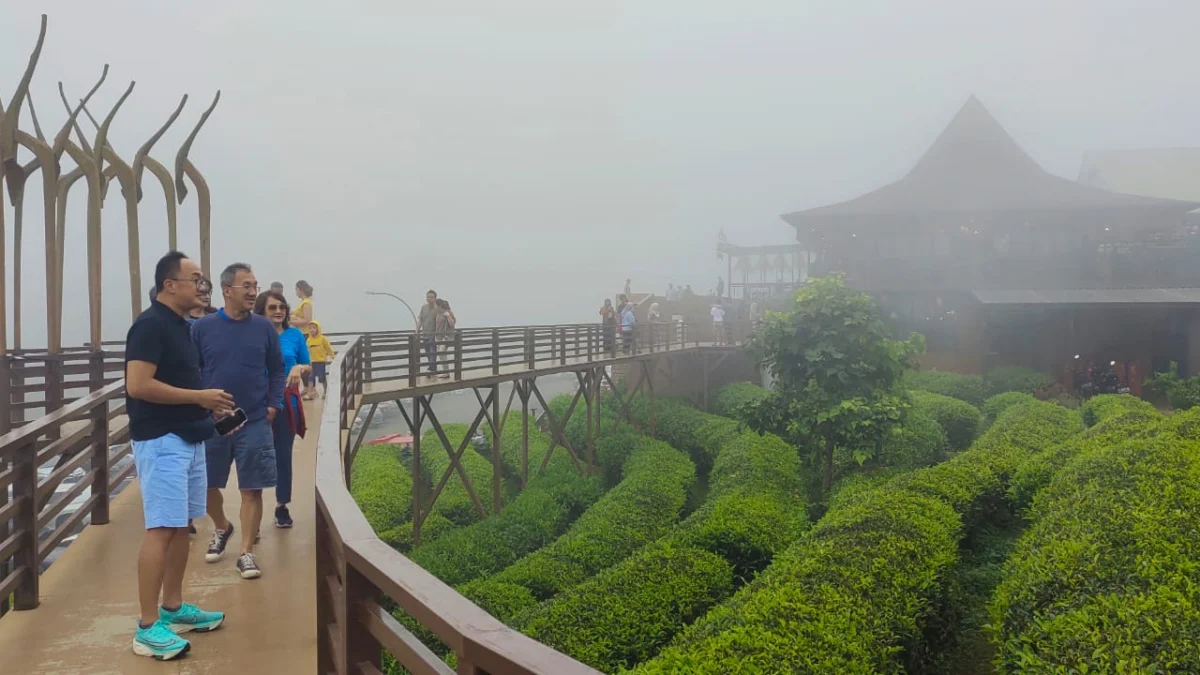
[315,335,604,675]
[0,376,129,616]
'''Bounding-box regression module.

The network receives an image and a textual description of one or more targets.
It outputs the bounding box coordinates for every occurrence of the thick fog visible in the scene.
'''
[3,1,1199,347]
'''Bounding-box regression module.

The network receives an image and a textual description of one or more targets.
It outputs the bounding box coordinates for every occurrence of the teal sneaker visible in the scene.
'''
[133,620,191,660]
[160,602,225,633]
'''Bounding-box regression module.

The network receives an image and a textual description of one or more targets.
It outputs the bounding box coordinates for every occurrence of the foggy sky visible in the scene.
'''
[3,1,1199,348]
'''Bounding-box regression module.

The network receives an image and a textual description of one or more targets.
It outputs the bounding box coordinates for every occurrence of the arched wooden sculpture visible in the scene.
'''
[175,91,220,278]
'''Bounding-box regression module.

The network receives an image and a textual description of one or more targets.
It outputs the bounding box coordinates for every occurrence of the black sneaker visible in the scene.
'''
[274,505,293,529]
[236,552,261,580]
[205,524,234,563]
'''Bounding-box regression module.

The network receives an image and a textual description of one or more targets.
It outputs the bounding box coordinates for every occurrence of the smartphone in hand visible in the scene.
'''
[214,408,247,436]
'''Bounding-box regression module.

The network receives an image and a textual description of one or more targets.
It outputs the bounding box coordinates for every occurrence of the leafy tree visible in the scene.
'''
[1144,361,1200,410]
[741,275,924,492]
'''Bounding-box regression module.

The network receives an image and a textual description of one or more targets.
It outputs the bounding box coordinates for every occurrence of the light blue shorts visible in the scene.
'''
[133,434,208,529]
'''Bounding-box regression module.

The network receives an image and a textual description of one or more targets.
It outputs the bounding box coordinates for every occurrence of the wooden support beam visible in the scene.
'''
[528,378,585,476]
[519,379,530,488]
[491,383,501,514]
[417,391,492,523]
[410,396,423,547]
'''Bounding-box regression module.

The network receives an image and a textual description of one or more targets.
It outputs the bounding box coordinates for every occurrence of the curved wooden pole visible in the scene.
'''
[10,95,53,349]
[14,130,60,352]
[141,156,179,251]
[56,140,104,348]
[0,13,46,166]
[51,65,108,161]
[176,91,220,277]
[133,94,187,203]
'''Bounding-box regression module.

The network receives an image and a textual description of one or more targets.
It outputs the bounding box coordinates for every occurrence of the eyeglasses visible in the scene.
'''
[266,304,287,312]
[223,283,260,292]
[169,277,212,293]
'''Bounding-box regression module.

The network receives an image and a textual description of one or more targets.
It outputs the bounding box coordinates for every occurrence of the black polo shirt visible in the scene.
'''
[125,300,213,443]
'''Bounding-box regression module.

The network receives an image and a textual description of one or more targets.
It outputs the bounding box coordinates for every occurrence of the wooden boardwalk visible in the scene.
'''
[0,401,321,674]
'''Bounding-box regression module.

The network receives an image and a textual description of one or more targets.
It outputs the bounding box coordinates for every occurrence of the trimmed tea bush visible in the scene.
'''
[981,391,1036,425]
[473,436,695,611]
[632,488,960,674]
[350,444,412,537]
[909,390,982,452]
[991,433,1200,672]
[712,381,771,418]
[420,423,503,527]
[1079,392,1157,427]
[984,365,1053,397]
[874,408,948,470]
[518,541,735,673]
[904,369,987,406]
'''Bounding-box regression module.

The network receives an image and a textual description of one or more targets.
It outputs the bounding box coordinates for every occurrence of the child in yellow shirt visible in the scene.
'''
[305,321,335,399]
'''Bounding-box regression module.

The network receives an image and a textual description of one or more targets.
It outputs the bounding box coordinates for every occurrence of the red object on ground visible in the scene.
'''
[367,433,413,446]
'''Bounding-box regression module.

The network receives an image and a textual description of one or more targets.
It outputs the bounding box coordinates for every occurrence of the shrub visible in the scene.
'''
[517,542,736,673]
[712,381,771,418]
[909,390,981,452]
[350,444,412,535]
[991,433,1200,672]
[473,436,695,610]
[984,365,1053,397]
[421,423,503,526]
[981,392,1036,425]
[1079,392,1157,427]
[632,488,960,674]
[626,395,739,473]
[904,369,987,406]
[1143,361,1200,410]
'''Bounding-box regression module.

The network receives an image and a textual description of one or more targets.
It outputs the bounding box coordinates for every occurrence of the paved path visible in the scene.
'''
[0,402,321,674]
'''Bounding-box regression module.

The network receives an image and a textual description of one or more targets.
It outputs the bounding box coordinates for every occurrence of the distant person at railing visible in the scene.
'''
[269,281,284,294]
[624,278,632,297]
[717,276,725,299]
[666,282,676,300]
[187,277,217,325]
[126,251,230,660]
[750,300,763,331]
[417,289,440,376]
[435,299,457,379]
[254,290,311,530]
[620,299,636,353]
[192,262,285,581]
[305,321,335,399]
[600,298,617,353]
[292,280,313,331]
[684,284,694,298]
[648,302,661,322]
[711,302,727,345]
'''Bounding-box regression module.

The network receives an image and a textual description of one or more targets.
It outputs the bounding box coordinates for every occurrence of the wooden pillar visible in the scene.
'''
[89,352,110,525]
[519,380,529,488]
[13,439,38,610]
[585,371,595,469]
[407,334,418,388]
[411,396,423,547]
[491,384,501,514]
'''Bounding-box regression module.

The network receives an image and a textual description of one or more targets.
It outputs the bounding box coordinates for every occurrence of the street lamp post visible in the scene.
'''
[365,291,419,330]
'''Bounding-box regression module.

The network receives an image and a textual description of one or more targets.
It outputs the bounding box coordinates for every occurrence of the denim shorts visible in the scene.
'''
[133,434,207,529]
[205,417,277,490]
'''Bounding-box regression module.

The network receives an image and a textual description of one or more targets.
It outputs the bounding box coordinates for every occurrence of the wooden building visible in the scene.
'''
[782,96,1200,390]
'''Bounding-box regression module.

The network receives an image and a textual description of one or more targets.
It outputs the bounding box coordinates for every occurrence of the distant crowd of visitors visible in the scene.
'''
[125,251,338,660]
[611,277,765,348]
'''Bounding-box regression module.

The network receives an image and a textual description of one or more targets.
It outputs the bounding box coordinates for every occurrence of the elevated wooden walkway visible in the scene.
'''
[0,402,322,674]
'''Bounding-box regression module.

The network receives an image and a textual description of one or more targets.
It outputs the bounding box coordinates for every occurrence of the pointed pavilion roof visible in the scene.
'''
[783,96,1200,228]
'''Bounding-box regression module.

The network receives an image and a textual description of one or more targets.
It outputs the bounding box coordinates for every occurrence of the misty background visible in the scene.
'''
[3,1,1199,349]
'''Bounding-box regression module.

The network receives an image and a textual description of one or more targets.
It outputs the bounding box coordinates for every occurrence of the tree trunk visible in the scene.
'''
[823,436,835,493]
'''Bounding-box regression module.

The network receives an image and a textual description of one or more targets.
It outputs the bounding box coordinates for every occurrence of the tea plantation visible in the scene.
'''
[352,372,1200,674]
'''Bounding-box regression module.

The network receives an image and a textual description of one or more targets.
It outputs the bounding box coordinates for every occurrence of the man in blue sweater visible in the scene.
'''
[192,263,284,580]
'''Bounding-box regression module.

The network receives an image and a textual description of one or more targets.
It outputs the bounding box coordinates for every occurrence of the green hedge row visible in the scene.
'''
[420,423,502,527]
[515,422,807,671]
[981,391,1036,426]
[991,421,1200,672]
[711,381,771,418]
[462,436,696,618]
[1079,392,1158,427]
[909,390,982,452]
[904,370,987,406]
[633,401,1080,673]
[983,365,1053,397]
[350,445,413,545]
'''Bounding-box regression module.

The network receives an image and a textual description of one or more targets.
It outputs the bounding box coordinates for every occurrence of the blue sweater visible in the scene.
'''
[276,327,311,406]
[191,310,285,423]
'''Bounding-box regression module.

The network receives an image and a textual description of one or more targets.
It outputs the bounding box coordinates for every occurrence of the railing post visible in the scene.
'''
[13,439,38,609]
[363,333,373,384]
[407,334,418,388]
[492,328,501,375]
[587,325,594,363]
[559,327,567,366]
[343,565,383,673]
[315,508,336,675]
[454,330,463,381]
[89,351,111,525]
[0,354,12,436]
[525,328,535,369]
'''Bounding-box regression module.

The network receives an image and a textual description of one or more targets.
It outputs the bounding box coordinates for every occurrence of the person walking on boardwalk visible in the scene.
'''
[417,289,440,376]
[192,263,285,580]
[126,251,230,660]
[306,320,335,399]
[620,297,637,353]
[711,301,727,345]
[599,298,616,353]
[292,280,314,331]
[435,298,457,378]
[254,290,311,529]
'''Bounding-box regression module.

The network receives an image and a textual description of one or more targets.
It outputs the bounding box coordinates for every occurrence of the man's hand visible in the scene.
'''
[194,389,234,415]
[267,406,279,423]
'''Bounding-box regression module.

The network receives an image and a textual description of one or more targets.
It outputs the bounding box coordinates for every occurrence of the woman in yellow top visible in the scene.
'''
[305,320,335,399]
[292,280,314,331]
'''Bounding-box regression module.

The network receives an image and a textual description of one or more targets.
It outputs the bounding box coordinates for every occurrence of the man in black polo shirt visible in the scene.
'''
[125,251,234,660]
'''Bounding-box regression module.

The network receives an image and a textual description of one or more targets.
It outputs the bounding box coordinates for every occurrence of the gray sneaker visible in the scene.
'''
[205,524,234,563]
[236,552,261,580]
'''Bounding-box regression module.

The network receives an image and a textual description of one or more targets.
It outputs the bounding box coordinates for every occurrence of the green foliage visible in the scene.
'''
[420,423,502,527]
[904,369,987,407]
[712,381,771,419]
[873,408,949,470]
[984,365,1053,397]
[1144,360,1200,410]
[409,434,604,586]
[473,437,695,611]
[991,431,1200,672]
[1079,392,1157,427]
[518,542,736,673]
[981,392,1036,425]
[909,390,982,452]
[349,444,412,536]
[744,275,924,491]
[623,394,741,474]
[1006,408,1164,512]
[632,488,960,675]
[457,579,539,624]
